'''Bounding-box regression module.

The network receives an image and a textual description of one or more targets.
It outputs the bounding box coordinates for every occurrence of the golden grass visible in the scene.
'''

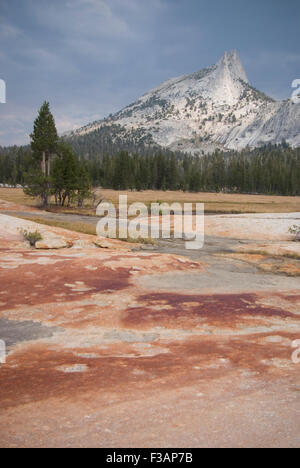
[219,252,300,277]
[46,205,96,216]
[92,189,300,214]
[0,188,38,207]
[238,250,300,260]
[13,215,155,245]
[1,187,300,215]
[14,216,97,236]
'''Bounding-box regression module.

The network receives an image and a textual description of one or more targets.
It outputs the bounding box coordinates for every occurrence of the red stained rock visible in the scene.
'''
[1,209,300,448]
[123,292,296,330]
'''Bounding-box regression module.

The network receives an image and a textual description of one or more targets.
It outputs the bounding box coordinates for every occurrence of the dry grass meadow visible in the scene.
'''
[0,187,299,215]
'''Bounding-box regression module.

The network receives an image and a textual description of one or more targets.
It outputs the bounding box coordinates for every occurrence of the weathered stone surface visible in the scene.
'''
[94,237,132,252]
[0,205,300,448]
[0,318,62,347]
[35,237,73,250]
[141,212,300,241]
[204,213,300,241]
[0,213,94,249]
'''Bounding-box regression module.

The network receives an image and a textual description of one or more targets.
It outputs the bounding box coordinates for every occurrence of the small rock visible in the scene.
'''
[57,364,88,373]
[264,335,283,343]
[36,238,72,250]
[94,238,131,252]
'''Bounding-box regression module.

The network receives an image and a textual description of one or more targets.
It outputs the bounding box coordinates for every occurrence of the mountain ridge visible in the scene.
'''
[68,51,300,155]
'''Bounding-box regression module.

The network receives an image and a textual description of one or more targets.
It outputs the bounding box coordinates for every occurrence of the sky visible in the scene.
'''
[0,0,299,146]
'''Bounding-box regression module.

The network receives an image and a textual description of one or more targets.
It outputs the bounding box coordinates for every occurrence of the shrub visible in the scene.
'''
[289,225,300,242]
[20,228,43,246]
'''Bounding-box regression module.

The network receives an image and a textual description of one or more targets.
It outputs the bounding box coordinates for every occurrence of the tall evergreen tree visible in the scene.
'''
[30,101,58,176]
[26,102,58,206]
[51,143,79,207]
[77,163,92,207]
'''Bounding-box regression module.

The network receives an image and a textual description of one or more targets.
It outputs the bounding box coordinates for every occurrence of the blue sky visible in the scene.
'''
[0,0,299,145]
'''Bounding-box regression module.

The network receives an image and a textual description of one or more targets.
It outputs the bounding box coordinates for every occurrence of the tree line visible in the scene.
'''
[82,144,300,196]
[0,102,299,199]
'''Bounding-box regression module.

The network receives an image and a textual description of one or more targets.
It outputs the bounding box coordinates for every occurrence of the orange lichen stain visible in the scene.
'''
[1,329,297,411]
[0,341,209,409]
[0,260,131,312]
[279,264,300,276]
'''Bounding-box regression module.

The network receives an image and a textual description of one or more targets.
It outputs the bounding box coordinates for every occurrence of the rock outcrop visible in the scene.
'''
[68,50,300,154]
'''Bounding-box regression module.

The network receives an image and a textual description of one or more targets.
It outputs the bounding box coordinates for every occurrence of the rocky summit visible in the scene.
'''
[69,51,300,155]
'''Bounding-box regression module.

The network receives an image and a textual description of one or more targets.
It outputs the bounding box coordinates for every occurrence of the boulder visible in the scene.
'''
[35,237,73,250]
[94,237,132,252]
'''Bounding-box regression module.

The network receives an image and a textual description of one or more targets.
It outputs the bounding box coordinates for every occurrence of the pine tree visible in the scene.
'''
[26,102,58,206]
[30,101,58,176]
[51,143,79,207]
[77,163,91,207]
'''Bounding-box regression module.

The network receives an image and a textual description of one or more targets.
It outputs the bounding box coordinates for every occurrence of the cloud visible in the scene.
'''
[34,0,134,41]
[54,109,103,134]
[21,46,79,74]
[0,0,298,145]
[245,50,300,68]
[0,10,24,38]
[243,49,300,99]
[0,103,35,145]
[0,22,21,38]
